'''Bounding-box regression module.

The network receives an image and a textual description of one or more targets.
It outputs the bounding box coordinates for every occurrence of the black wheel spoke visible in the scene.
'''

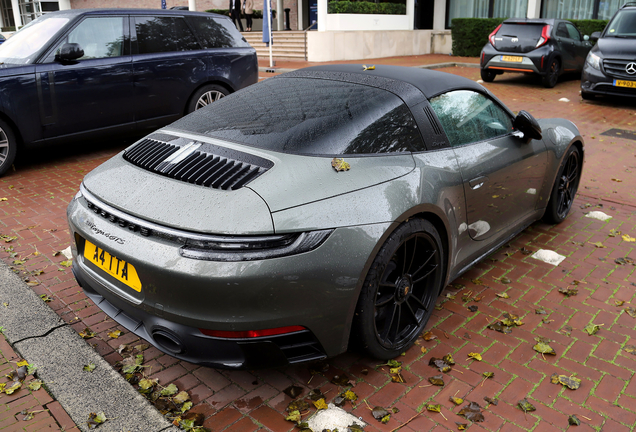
[408,294,428,311]
[405,301,420,324]
[411,251,435,279]
[379,303,398,342]
[376,295,393,308]
[405,236,418,275]
[413,263,439,284]
[390,304,402,344]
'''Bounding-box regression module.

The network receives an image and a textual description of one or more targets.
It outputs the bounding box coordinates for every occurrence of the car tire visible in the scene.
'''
[0,119,17,177]
[480,69,497,82]
[187,84,229,113]
[543,146,581,224]
[542,58,560,88]
[351,218,444,360]
[581,91,594,100]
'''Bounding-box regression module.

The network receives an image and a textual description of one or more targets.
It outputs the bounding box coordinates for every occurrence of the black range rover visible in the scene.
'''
[480,18,592,88]
[0,9,257,177]
[581,2,636,99]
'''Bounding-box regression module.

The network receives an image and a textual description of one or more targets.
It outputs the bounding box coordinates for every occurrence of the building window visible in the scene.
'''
[447,0,528,28]
[542,0,623,20]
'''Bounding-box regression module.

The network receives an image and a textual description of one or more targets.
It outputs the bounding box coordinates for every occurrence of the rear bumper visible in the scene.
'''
[483,55,541,74]
[481,45,552,76]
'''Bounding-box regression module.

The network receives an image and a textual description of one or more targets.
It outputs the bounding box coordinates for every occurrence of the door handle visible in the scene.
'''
[469,176,488,189]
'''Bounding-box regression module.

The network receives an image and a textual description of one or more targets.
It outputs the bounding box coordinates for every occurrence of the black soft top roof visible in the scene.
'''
[41,8,223,19]
[278,64,488,101]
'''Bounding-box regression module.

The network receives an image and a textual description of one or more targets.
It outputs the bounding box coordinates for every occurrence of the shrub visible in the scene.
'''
[451,18,505,57]
[570,19,608,37]
[327,1,406,15]
[206,9,266,19]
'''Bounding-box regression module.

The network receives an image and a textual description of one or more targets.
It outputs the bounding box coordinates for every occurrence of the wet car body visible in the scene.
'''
[581,3,636,99]
[67,65,584,369]
[0,8,257,176]
[480,18,592,87]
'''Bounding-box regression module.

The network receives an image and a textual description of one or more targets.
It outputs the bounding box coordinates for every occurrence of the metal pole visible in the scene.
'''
[267,0,273,68]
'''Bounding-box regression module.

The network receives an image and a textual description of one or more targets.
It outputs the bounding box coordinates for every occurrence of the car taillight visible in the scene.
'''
[536,25,551,48]
[199,325,306,338]
[489,24,502,46]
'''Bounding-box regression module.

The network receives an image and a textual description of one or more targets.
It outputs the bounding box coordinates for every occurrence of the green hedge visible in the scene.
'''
[451,18,505,57]
[206,9,268,19]
[451,18,610,57]
[327,1,406,15]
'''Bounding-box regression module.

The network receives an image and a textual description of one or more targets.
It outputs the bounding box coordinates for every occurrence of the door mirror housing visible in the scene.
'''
[590,31,601,42]
[56,43,84,62]
[513,110,542,140]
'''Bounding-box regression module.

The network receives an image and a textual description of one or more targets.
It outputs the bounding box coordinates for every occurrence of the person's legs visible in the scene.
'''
[231,10,244,31]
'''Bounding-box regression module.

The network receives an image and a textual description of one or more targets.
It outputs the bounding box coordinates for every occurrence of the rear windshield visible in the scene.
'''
[605,9,636,37]
[497,23,544,39]
[171,77,424,155]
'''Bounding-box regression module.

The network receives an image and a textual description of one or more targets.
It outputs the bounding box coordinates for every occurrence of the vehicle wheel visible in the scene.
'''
[187,84,229,113]
[352,219,445,360]
[542,58,560,88]
[0,119,17,177]
[480,68,497,82]
[543,146,581,224]
[581,91,594,100]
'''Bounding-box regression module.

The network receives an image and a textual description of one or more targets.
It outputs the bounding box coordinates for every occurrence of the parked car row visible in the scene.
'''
[0,8,258,176]
[480,3,636,98]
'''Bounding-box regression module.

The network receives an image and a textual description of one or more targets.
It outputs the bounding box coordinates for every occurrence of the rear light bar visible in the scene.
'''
[200,325,306,338]
[489,24,502,46]
[536,25,551,48]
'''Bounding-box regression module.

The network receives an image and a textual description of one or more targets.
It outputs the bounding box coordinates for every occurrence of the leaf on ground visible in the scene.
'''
[533,342,556,355]
[624,345,636,355]
[583,323,601,335]
[39,294,52,302]
[558,287,578,297]
[386,359,401,368]
[468,352,482,361]
[343,390,358,401]
[138,378,156,390]
[287,400,309,412]
[180,401,193,413]
[372,406,390,421]
[609,229,621,237]
[520,247,533,255]
[429,374,445,386]
[472,278,483,285]
[160,384,178,396]
[27,379,42,391]
[4,381,22,395]
[285,410,301,423]
[442,353,455,365]
[422,331,437,341]
[307,389,323,401]
[468,305,479,312]
[429,358,452,373]
[615,300,626,306]
[624,307,636,318]
[83,363,96,373]
[20,410,35,421]
[79,328,96,339]
[330,374,351,386]
[622,234,636,242]
[518,398,536,413]
[484,396,498,406]
[426,404,441,413]
[107,330,122,339]
[561,326,573,336]
[59,260,73,267]
[497,277,512,284]
[283,385,303,399]
[569,414,581,425]
[615,257,635,265]
[497,292,510,299]
[450,396,464,405]
[313,398,328,410]
[588,241,606,248]
[488,321,513,334]
[483,372,494,379]
[535,308,548,315]
[16,360,28,367]
[173,391,190,405]
[456,423,468,430]
[559,375,581,390]
[458,401,484,422]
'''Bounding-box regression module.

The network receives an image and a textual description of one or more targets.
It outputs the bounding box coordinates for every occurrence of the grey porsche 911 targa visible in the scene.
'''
[67,65,583,369]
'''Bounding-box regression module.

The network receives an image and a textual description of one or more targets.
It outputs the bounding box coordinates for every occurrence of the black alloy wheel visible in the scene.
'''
[352,219,444,359]
[543,146,581,224]
[542,58,560,88]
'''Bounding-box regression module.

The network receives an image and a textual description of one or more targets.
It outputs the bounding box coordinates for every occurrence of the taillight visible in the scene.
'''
[199,325,306,338]
[489,24,502,46]
[536,25,551,48]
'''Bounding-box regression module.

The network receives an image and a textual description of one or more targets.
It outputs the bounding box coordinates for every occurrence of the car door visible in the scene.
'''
[131,15,205,129]
[36,15,135,139]
[565,22,591,71]
[429,90,548,241]
[554,21,578,71]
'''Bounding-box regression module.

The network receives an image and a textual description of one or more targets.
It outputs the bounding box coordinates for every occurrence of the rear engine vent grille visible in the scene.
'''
[123,139,272,190]
[424,106,443,136]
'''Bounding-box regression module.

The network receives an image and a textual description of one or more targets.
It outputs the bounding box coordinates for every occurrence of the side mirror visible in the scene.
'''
[513,110,542,141]
[583,34,590,41]
[56,43,84,62]
[590,31,601,42]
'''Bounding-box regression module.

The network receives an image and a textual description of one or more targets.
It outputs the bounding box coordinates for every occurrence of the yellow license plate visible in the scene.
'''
[501,55,523,63]
[614,79,636,88]
[84,240,142,292]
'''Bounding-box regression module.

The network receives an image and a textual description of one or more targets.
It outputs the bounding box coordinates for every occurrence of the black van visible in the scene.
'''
[581,3,636,99]
[0,9,258,176]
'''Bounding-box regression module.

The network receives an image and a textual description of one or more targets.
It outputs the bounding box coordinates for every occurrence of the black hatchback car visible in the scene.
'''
[480,18,592,88]
[581,3,636,99]
[0,9,257,176]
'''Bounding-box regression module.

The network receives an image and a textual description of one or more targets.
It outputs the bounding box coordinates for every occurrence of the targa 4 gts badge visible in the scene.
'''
[85,221,125,245]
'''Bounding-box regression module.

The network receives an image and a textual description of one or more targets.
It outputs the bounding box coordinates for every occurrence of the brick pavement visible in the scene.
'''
[0,60,634,431]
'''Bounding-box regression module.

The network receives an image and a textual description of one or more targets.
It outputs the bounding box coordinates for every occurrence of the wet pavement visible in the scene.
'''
[0,57,635,431]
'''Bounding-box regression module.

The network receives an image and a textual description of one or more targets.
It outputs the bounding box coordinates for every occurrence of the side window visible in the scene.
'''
[186,16,250,48]
[56,17,125,60]
[134,16,200,54]
[556,22,569,38]
[565,23,581,40]
[429,90,513,147]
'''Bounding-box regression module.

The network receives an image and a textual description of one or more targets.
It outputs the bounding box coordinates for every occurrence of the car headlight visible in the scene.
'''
[586,52,601,70]
[180,229,333,261]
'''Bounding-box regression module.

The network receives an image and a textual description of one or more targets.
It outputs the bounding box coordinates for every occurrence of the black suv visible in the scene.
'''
[581,3,636,99]
[480,18,592,88]
[0,9,257,176]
